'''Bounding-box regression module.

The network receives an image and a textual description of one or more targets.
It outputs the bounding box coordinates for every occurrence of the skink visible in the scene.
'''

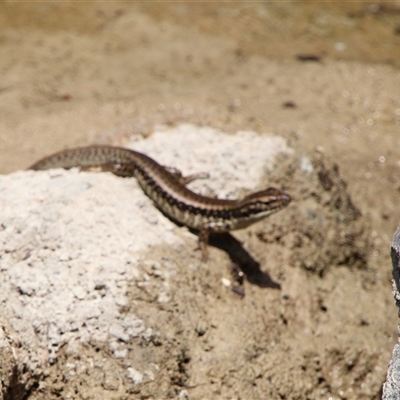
[30,146,291,261]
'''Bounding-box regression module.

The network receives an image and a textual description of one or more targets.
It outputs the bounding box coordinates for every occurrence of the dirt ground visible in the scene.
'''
[1,2,400,399]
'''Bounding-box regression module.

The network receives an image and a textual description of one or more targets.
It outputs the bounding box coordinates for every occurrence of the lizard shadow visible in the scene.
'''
[208,232,281,290]
[159,209,280,290]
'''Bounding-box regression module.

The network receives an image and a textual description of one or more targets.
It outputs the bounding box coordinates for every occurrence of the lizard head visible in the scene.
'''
[232,187,291,229]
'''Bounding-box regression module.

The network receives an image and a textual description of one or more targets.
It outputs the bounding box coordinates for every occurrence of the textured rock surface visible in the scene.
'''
[383,227,400,400]
[0,126,390,399]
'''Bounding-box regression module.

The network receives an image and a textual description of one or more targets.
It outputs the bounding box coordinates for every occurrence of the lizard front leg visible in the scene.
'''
[198,228,210,262]
[164,166,210,186]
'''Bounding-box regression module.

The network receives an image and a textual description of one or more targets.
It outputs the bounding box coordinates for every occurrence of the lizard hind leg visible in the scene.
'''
[97,162,137,177]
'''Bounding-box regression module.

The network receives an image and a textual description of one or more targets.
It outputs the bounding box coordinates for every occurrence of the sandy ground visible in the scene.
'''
[1,2,400,399]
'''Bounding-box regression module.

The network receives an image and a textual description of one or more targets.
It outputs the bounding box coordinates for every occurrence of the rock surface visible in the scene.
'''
[383,227,400,400]
[1,126,389,399]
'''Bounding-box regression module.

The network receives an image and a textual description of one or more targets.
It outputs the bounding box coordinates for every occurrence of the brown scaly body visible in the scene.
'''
[30,146,291,260]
